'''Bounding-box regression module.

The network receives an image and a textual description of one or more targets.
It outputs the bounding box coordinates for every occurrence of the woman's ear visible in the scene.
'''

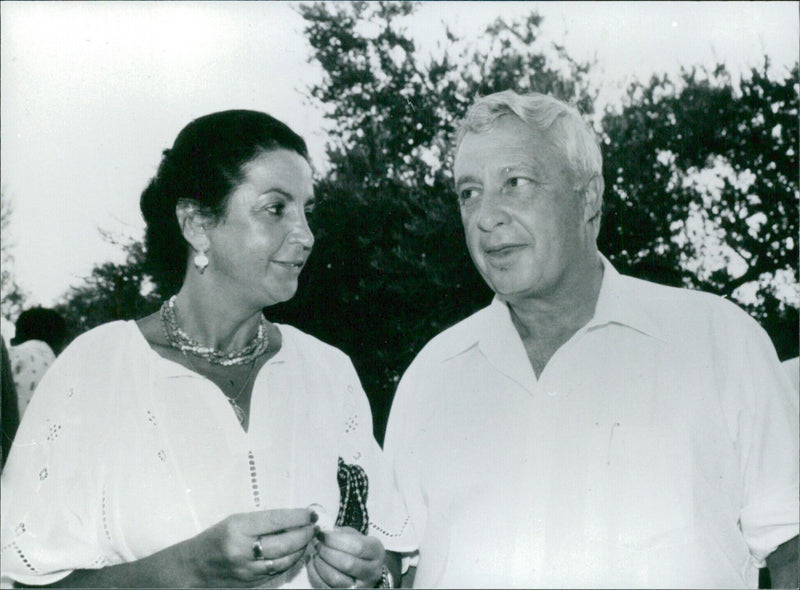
[175,200,210,254]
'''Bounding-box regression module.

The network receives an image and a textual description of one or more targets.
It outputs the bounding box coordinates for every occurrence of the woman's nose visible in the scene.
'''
[289,211,315,249]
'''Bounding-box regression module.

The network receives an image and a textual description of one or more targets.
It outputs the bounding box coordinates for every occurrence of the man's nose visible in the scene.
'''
[476,191,511,231]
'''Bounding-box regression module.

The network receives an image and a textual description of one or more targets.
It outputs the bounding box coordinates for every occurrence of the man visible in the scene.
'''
[383,90,798,588]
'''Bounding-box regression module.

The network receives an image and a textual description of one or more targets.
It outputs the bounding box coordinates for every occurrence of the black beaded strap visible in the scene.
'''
[335,457,369,534]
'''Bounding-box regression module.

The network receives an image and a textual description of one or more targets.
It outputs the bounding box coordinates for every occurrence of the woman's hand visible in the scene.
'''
[307,527,385,588]
[183,508,318,587]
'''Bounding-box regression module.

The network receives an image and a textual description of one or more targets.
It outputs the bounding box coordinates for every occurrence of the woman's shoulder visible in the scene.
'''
[66,319,140,346]
[58,320,146,366]
[276,324,353,368]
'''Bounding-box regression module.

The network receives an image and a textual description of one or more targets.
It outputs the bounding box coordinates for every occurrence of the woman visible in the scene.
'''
[8,307,67,418]
[0,111,414,588]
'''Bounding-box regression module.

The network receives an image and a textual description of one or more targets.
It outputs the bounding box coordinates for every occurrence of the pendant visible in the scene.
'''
[228,398,246,425]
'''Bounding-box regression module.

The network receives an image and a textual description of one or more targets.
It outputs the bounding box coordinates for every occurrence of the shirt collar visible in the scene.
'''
[588,254,664,340]
[447,253,663,364]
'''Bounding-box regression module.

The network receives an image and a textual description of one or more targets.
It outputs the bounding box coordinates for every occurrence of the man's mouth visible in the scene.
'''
[484,243,525,256]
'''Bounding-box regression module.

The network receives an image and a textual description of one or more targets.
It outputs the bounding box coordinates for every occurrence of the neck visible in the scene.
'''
[505,252,604,341]
[172,279,266,352]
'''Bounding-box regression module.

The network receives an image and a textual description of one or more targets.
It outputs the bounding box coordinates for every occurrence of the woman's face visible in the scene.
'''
[204,149,315,309]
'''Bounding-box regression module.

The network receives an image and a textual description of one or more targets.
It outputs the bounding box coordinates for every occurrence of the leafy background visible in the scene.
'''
[2,2,797,442]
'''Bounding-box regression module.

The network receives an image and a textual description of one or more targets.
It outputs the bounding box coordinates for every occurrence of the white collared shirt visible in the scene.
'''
[1,321,415,587]
[384,257,799,589]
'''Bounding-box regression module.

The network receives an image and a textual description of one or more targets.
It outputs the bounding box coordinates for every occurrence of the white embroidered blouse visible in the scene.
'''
[1,321,415,587]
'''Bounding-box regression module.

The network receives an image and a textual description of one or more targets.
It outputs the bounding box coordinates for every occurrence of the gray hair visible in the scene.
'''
[455,90,603,194]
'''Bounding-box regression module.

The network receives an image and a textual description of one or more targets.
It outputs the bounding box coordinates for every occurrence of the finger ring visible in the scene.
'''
[262,559,278,575]
[252,538,264,560]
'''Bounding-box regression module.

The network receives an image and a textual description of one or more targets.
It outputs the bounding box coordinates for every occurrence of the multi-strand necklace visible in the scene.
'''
[160,296,270,427]
[160,296,269,366]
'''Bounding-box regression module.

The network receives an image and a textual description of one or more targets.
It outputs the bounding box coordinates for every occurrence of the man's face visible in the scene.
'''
[454,115,591,304]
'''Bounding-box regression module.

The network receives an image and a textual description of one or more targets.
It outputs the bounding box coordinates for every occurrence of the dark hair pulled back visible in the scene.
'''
[140,110,309,296]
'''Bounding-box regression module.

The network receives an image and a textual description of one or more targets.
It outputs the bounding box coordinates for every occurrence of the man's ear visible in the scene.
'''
[582,174,604,231]
[175,200,210,254]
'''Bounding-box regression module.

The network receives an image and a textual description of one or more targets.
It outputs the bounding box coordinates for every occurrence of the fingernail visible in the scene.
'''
[309,510,319,523]
[315,528,325,542]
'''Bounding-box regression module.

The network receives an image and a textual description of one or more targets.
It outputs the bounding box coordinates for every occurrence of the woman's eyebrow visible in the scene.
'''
[454,174,482,187]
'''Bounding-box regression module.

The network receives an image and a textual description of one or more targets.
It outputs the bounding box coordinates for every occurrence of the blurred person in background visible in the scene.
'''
[1,338,19,470]
[8,307,67,417]
[1,110,412,588]
[384,90,798,589]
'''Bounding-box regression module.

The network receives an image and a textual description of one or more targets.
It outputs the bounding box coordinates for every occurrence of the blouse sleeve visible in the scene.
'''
[337,359,417,553]
[1,333,120,586]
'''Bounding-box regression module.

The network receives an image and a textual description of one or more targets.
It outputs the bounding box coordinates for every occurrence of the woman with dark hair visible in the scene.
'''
[1,339,20,470]
[8,307,68,418]
[1,110,413,588]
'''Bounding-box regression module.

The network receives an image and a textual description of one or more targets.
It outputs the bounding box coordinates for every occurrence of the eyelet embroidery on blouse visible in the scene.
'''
[10,541,37,572]
[67,387,75,398]
[38,467,48,481]
[157,450,167,462]
[90,554,111,568]
[46,423,62,441]
[102,488,113,542]
[14,522,25,536]
[146,410,158,427]
[369,515,411,538]
[248,451,261,508]
[344,414,358,434]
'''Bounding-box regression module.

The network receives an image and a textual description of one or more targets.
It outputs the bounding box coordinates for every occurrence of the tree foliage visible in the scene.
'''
[49,2,798,441]
[1,190,28,321]
[600,60,799,358]
[54,235,160,344]
[268,1,597,439]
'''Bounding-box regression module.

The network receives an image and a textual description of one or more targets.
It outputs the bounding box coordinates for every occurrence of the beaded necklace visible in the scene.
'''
[160,295,270,366]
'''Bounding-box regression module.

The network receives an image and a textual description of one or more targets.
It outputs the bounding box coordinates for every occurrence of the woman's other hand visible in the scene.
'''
[307,527,385,588]
[183,508,317,587]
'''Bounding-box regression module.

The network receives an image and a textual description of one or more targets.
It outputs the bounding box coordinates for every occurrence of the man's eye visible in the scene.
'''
[458,188,480,203]
[507,177,533,188]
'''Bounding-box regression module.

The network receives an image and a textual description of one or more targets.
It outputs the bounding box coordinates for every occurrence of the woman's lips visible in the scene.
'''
[272,259,306,271]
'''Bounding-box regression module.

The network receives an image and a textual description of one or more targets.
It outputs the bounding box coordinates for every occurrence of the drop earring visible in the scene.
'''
[193,250,209,274]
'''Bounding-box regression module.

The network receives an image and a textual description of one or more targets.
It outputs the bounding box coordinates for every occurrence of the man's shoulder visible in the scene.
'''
[619,272,763,337]
[405,304,494,371]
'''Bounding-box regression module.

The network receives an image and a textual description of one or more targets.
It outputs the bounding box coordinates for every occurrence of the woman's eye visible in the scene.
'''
[264,203,285,216]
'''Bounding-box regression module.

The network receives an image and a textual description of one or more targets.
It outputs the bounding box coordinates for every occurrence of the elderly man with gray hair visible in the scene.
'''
[383,90,798,588]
